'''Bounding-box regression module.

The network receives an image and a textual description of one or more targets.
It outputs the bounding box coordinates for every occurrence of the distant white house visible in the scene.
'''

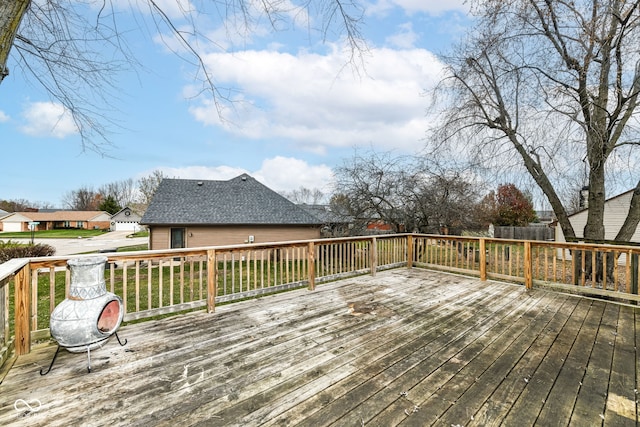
[555,189,640,244]
[110,207,143,232]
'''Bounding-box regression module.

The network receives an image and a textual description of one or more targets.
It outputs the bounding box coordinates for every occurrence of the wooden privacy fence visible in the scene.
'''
[493,225,555,241]
[0,234,638,365]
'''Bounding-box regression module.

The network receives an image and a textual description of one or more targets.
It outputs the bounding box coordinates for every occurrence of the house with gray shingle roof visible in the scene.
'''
[297,204,353,237]
[140,174,324,249]
[110,206,144,232]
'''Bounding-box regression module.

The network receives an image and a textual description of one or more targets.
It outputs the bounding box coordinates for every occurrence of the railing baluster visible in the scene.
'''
[159,260,164,308]
[189,259,195,301]
[135,260,140,312]
[49,268,56,317]
[148,260,153,310]
[179,258,184,304]
[123,261,128,313]
[31,268,38,331]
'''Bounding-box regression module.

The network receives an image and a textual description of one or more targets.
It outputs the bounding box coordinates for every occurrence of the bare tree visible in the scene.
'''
[332,150,484,234]
[1,1,367,151]
[137,169,169,207]
[282,187,325,205]
[98,178,137,209]
[432,0,640,244]
[0,198,53,212]
[61,186,100,210]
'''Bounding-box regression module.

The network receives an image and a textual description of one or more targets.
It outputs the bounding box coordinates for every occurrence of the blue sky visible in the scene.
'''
[0,0,471,206]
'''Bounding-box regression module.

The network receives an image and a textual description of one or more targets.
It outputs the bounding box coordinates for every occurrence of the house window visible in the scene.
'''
[63,221,70,228]
[170,228,186,249]
[77,221,85,228]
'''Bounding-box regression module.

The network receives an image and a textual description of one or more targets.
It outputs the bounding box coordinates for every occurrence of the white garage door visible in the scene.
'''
[114,222,139,232]
[2,222,23,232]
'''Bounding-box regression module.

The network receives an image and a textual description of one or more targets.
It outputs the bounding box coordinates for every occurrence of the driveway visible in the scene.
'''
[2,231,148,256]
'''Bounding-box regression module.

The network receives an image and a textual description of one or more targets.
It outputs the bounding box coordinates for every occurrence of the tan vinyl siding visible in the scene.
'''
[149,225,321,250]
[556,191,639,243]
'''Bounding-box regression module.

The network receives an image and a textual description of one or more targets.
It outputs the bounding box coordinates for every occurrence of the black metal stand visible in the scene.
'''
[115,331,127,346]
[39,331,127,375]
[39,346,61,376]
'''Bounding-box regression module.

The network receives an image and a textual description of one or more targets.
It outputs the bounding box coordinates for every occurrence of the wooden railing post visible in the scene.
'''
[407,235,413,269]
[207,249,217,313]
[370,237,378,276]
[308,242,316,291]
[479,238,487,281]
[14,263,31,355]
[524,241,533,290]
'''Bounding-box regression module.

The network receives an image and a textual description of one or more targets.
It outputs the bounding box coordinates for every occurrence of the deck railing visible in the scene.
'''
[411,235,640,298]
[0,234,638,368]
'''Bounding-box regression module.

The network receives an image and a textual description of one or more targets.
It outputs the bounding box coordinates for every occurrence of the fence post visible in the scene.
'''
[524,241,533,290]
[407,235,413,269]
[370,237,378,276]
[207,249,217,313]
[14,263,31,355]
[631,252,638,296]
[479,238,487,281]
[308,242,316,291]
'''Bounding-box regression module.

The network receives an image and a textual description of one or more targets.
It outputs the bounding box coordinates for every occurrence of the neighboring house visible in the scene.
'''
[140,174,324,250]
[0,209,8,232]
[297,204,353,237]
[0,211,111,232]
[555,189,640,244]
[110,207,144,232]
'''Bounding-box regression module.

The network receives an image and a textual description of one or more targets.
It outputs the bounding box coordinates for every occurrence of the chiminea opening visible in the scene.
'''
[41,256,128,375]
[98,300,122,333]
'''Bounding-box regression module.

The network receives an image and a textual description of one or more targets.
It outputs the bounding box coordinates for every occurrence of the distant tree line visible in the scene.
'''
[1,169,168,215]
[329,150,538,236]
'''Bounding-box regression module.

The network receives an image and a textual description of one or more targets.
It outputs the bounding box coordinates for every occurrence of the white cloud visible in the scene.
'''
[144,157,334,194]
[20,102,78,138]
[366,0,469,16]
[395,0,469,14]
[189,44,444,155]
[0,110,9,122]
[253,157,335,194]
[149,165,248,181]
[386,22,419,49]
[105,0,194,20]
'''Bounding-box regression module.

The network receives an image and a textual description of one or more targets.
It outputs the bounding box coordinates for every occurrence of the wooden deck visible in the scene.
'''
[1,268,638,426]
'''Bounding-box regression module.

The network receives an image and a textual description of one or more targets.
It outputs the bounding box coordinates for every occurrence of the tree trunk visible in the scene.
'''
[575,154,609,285]
[0,0,30,83]
[583,168,607,241]
[615,180,640,242]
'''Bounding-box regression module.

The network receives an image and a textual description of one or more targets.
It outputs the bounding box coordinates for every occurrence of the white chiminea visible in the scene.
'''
[41,256,127,374]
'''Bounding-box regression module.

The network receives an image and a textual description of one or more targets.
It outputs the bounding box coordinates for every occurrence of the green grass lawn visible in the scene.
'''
[128,231,149,238]
[0,229,107,239]
[116,244,150,252]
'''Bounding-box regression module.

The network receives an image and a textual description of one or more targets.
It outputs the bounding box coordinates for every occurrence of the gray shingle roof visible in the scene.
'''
[298,204,351,224]
[140,174,323,226]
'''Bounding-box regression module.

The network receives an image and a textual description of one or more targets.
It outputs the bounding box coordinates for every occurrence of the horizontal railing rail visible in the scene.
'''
[1,233,639,369]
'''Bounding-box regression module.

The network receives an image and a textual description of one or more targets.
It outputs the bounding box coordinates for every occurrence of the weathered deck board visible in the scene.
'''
[603,305,638,426]
[0,268,638,426]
